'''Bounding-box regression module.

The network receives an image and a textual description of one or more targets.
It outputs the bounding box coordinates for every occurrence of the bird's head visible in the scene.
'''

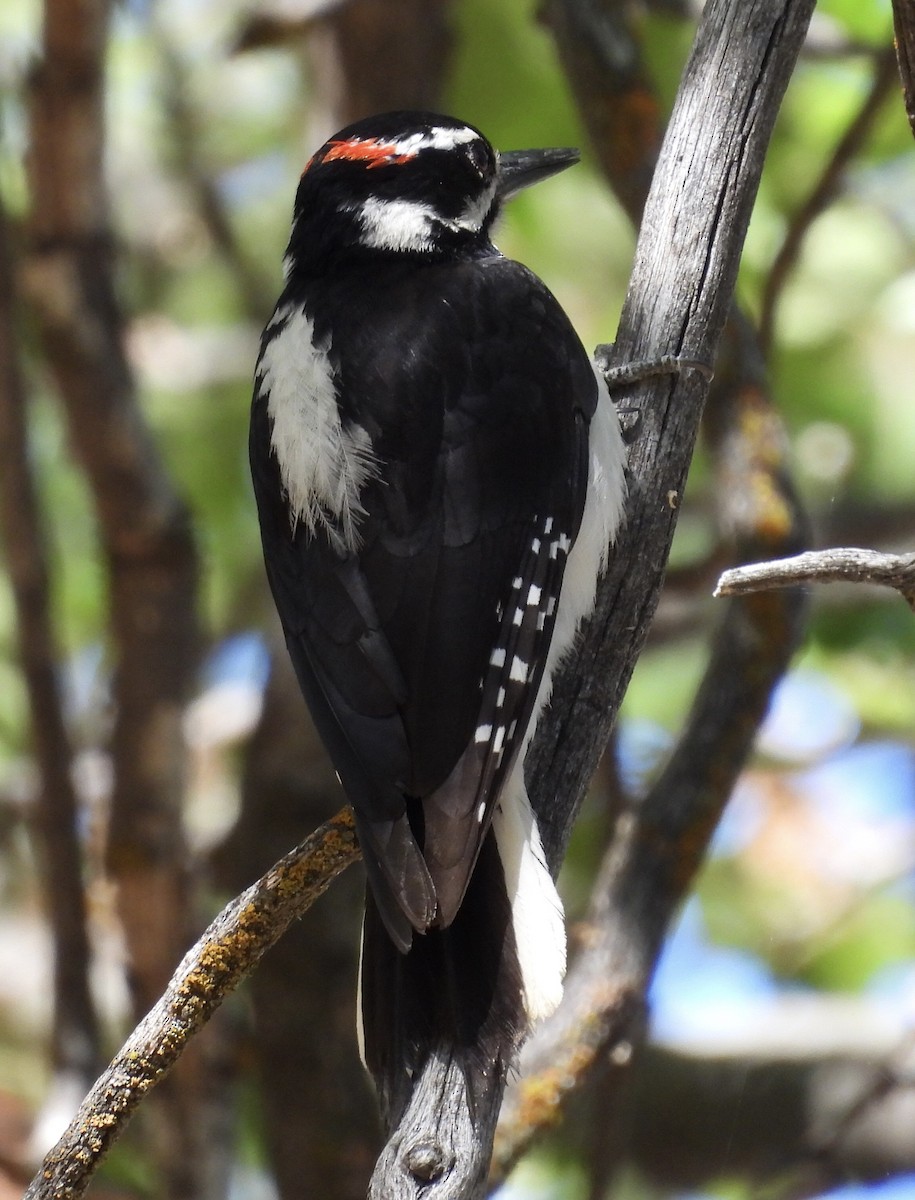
[284,111,579,274]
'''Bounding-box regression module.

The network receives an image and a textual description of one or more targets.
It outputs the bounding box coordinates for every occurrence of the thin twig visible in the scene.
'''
[758,45,899,355]
[152,20,276,322]
[715,547,915,610]
[24,807,360,1200]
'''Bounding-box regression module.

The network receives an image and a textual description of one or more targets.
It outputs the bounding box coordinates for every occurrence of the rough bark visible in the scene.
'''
[371,2,817,1197]
[494,308,810,1187]
[527,0,815,869]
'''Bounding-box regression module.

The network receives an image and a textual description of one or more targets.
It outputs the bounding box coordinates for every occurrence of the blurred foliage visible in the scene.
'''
[0,0,914,1196]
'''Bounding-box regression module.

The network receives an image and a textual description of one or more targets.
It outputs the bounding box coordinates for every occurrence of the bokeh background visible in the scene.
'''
[0,0,914,1198]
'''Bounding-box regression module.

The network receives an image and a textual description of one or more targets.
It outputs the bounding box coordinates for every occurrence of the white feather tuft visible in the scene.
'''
[258,305,378,551]
[494,377,626,1023]
[492,771,566,1021]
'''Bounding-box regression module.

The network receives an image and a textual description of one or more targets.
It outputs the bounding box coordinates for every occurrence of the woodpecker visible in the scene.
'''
[249,111,627,1124]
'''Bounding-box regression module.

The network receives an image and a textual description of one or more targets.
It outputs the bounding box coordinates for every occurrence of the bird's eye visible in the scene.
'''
[466,141,490,178]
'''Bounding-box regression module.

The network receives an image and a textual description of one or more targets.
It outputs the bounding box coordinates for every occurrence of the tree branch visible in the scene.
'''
[25,1,206,1184]
[715,547,915,610]
[22,1,823,1194]
[368,2,819,1196]
[494,312,809,1185]
[490,11,814,1183]
[529,0,817,878]
[758,45,899,354]
[892,0,915,139]
[24,808,359,1200]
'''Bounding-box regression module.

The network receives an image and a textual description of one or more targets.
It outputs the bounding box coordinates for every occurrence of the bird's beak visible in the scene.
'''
[497,146,580,201]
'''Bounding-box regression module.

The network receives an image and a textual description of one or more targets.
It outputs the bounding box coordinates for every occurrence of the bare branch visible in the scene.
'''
[715,547,915,610]
[24,808,360,1200]
[368,1,820,1196]
[529,0,817,881]
[493,3,815,1175]
[495,315,809,1184]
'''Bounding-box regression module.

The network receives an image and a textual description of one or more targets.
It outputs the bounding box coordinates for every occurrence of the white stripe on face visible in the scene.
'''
[389,125,481,157]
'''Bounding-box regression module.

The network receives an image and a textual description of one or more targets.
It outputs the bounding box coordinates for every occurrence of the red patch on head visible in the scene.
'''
[321,137,416,169]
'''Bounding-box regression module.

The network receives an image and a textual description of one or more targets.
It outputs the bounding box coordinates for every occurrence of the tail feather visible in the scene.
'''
[360,829,525,1126]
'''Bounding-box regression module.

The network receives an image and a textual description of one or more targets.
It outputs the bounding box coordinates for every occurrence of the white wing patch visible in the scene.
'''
[257,304,378,552]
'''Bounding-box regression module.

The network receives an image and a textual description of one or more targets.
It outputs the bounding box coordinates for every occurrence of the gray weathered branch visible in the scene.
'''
[716,547,915,610]
[23,0,822,1195]
[375,1,818,1197]
[528,0,816,870]
[494,310,810,1187]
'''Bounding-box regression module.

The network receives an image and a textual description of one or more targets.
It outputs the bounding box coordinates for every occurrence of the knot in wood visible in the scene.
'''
[404,1139,450,1183]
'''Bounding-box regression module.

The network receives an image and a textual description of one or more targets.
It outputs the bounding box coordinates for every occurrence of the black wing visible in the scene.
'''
[250,255,596,945]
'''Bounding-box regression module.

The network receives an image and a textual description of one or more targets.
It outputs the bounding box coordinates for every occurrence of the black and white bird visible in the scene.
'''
[249,111,626,1123]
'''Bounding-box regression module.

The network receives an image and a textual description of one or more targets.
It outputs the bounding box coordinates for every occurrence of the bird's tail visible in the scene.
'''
[359,828,526,1129]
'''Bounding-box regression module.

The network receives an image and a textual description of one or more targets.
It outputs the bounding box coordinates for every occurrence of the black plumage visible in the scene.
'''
[252,253,594,938]
[249,111,612,1122]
